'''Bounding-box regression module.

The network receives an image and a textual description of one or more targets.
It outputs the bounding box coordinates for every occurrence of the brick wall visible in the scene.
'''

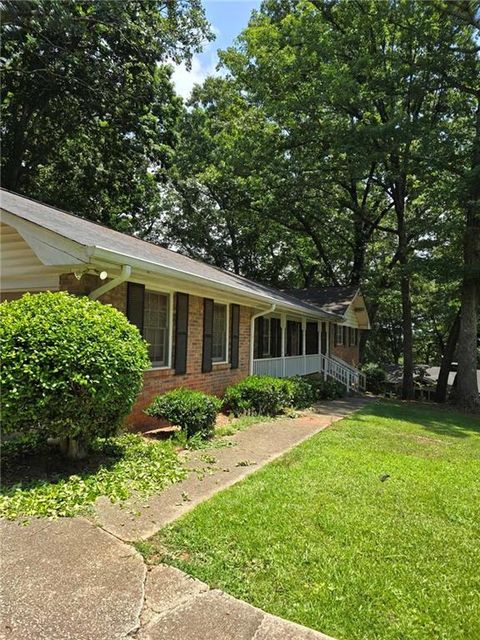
[330,324,360,366]
[128,295,253,431]
[60,273,253,431]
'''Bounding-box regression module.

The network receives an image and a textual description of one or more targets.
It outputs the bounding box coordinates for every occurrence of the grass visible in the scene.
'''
[138,400,480,640]
[0,433,186,519]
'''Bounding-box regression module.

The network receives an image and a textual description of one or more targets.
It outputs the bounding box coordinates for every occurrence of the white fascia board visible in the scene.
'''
[1,210,90,266]
[90,246,339,321]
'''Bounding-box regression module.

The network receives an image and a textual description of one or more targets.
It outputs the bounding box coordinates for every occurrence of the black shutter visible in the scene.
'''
[126,282,145,334]
[202,298,214,373]
[271,318,281,357]
[174,293,189,375]
[343,326,347,346]
[230,304,240,369]
[286,320,292,356]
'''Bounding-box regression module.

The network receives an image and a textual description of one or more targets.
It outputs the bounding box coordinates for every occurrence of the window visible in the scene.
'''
[212,303,227,362]
[335,324,344,346]
[143,291,169,367]
[349,327,358,346]
[286,320,303,356]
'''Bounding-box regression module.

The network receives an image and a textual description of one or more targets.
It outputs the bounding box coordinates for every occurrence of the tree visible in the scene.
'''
[1,0,211,230]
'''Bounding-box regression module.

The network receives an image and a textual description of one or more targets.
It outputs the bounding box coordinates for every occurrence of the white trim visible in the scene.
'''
[143,288,171,369]
[211,301,229,364]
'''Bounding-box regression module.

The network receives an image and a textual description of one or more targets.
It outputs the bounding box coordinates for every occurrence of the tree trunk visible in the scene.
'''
[58,437,87,460]
[435,309,461,403]
[451,99,480,412]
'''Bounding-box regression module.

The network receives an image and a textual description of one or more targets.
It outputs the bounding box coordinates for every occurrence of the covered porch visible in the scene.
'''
[251,313,365,392]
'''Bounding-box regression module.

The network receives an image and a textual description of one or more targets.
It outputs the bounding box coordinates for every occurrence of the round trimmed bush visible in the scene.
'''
[223,375,294,416]
[146,388,222,438]
[0,292,150,456]
[362,363,387,394]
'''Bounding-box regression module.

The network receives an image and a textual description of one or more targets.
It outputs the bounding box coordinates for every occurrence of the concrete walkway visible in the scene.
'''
[94,397,369,542]
[1,398,370,640]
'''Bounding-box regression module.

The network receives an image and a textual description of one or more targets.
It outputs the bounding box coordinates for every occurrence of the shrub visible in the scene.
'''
[146,388,222,438]
[362,363,387,394]
[299,376,347,401]
[0,292,150,457]
[287,376,317,409]
[223,375,294,416]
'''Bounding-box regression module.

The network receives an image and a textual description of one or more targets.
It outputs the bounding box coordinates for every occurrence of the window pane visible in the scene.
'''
[143,291,169,366]
[212,303,227,361]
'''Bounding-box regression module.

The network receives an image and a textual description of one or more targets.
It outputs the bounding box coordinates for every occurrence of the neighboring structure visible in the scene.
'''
[0,189,369,430]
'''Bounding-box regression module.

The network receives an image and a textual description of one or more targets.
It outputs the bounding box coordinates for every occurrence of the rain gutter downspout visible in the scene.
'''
[250,304,276,374]
[89,264,132,300]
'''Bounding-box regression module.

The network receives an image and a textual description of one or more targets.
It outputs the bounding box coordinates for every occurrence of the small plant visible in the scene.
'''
[297,376,347,401]
[223,375,293,416]
[362,363,387,394]
[0,292,150,458]
[146,388,222,439]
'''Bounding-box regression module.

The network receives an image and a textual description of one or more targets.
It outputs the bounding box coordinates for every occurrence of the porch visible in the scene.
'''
[251,313,366,392]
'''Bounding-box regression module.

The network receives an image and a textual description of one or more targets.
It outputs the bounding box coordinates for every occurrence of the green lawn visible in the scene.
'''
[139,401,480,640]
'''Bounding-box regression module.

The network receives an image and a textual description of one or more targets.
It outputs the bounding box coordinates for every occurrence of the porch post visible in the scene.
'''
[281,313,286,377]
[317,320,322,375]
[324,322,329,380]
[302,318,307,374]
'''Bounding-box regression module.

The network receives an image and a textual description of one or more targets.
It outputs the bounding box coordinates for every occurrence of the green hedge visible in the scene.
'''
[146,388,222,438]
[223,374,347,417]
[223,375,293,416]
[0,292,150,455]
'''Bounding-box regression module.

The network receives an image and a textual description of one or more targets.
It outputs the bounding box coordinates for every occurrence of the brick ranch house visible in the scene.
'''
[0,189,370,430]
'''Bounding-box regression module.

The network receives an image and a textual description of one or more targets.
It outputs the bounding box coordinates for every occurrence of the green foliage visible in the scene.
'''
[0,292,150,447]
[141,401,480,640]
[287,376,317,409]
[362,363,388,395]
[146,388,222,439]
[300,376,346,401]
[223,375,294,416]
[0,433,186,519]
[1,0,212,230]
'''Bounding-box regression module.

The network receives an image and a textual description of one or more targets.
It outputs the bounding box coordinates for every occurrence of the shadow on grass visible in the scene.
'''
[353,399,480,439]
[0,437,124,492]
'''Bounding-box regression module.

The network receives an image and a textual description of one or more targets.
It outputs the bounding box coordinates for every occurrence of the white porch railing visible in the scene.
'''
[252,353,366,392]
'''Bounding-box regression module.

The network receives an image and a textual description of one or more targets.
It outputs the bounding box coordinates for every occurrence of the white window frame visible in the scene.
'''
[144,288,174,371]
[212,301,229,364]
[335,324,344,346]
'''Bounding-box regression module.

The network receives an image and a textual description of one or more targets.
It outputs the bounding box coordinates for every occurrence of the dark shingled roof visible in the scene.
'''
[1,189,340,319]
[284,286,360,316]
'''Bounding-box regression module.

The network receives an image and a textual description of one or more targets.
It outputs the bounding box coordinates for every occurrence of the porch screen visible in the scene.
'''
[254,317,281,358]
[305,322,319,354]
[286,320,303,356]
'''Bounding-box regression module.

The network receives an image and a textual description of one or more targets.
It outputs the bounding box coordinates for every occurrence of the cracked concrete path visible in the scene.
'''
[94,397,370,542]
[1,398,369,639]
[0,517,145,640]
[137,564,335,640]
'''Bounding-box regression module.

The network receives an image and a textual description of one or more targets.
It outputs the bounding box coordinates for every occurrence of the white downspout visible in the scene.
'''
[89,265,132,300]
[250,304,276,374]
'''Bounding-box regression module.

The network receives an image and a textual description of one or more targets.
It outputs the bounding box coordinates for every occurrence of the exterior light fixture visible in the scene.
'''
[99,270,108,281]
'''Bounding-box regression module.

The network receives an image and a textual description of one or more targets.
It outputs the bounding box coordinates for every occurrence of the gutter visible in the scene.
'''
[250,304,276,374]
[89,264,131,300]
[88,246,339,321]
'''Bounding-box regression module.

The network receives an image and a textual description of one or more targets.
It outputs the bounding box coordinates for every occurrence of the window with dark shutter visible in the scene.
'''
[174,293,189,375]
[126,282,145,334]
[230,304,240,369]
[202,298,214,372]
